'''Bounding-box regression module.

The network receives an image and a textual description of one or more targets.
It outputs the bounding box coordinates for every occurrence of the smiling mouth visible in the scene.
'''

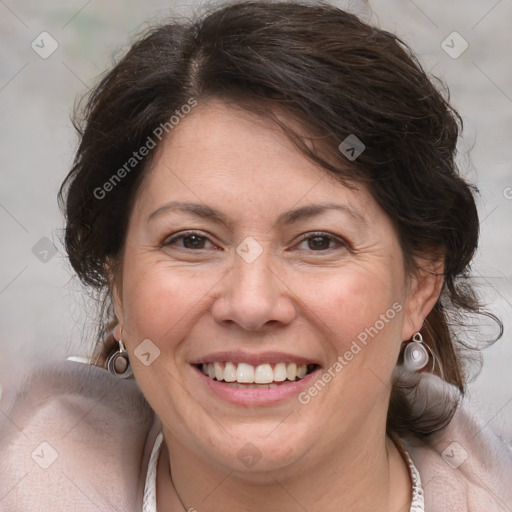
[195,362,320,388]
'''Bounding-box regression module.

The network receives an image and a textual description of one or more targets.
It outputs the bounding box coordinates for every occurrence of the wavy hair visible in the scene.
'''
[58,0,500,438]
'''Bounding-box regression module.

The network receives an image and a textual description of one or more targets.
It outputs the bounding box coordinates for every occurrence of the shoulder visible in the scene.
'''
[0,360,155,512]
[400,372,512,511]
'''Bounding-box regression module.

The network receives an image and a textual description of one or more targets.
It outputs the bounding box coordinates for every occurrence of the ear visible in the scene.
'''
[401,255,444,341]
[104,258,124,326]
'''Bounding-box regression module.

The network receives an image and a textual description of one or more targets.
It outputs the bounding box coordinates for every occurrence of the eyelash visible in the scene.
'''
[162,230,348,252]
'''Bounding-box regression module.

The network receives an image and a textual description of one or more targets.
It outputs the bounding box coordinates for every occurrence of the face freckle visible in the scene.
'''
[112,99,419,474]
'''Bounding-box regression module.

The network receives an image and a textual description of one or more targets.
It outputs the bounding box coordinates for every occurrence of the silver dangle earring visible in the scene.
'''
[403,332,430,372]
[107,339,133,378]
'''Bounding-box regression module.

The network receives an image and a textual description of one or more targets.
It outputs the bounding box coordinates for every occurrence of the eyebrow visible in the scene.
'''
[146,201,366,228]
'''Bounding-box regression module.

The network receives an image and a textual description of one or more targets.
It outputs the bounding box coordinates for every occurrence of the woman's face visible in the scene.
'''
[113,99,436,475]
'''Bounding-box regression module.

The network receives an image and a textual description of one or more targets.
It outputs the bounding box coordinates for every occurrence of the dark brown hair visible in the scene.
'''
[59,0,499,438]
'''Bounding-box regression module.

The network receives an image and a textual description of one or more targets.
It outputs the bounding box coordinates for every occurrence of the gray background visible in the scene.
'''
[1,0,511,436]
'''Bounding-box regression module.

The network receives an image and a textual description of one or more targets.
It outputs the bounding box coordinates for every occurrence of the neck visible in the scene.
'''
[156,423,412,512]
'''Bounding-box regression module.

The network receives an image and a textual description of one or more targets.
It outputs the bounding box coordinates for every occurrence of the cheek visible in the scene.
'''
[119,256,221,347]
[302,265,404,364]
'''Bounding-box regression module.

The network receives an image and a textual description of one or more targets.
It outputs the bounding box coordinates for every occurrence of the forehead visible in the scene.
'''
[132,99,376,223]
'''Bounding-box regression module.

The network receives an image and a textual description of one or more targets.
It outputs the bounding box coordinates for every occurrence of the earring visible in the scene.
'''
[403,332,430,372]
[107,339,133,378]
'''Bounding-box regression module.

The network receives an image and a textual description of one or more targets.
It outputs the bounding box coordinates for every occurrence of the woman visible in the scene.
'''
[1,1,511,511]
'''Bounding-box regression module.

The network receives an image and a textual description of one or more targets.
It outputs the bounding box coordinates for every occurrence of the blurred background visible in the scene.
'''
[1,0,511,436]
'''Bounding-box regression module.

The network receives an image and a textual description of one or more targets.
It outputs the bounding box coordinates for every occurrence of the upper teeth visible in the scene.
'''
[201,362,308,384]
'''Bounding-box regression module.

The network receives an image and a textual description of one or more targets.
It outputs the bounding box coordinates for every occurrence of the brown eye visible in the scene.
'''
[163,232,215,250]
[295,232,345,252]
[181,234,207,249]
[307,236,333,250]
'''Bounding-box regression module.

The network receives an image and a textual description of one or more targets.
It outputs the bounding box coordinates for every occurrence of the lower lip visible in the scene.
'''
[192,365,322,406]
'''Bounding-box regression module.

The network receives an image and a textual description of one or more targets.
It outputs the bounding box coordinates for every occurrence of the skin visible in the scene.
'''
[111,99,443,511]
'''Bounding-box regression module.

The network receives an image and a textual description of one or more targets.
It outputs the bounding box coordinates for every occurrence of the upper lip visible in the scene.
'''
[190,351,322,367]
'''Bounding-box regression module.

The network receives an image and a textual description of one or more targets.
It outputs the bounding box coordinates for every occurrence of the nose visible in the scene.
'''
[211,251,297,332]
